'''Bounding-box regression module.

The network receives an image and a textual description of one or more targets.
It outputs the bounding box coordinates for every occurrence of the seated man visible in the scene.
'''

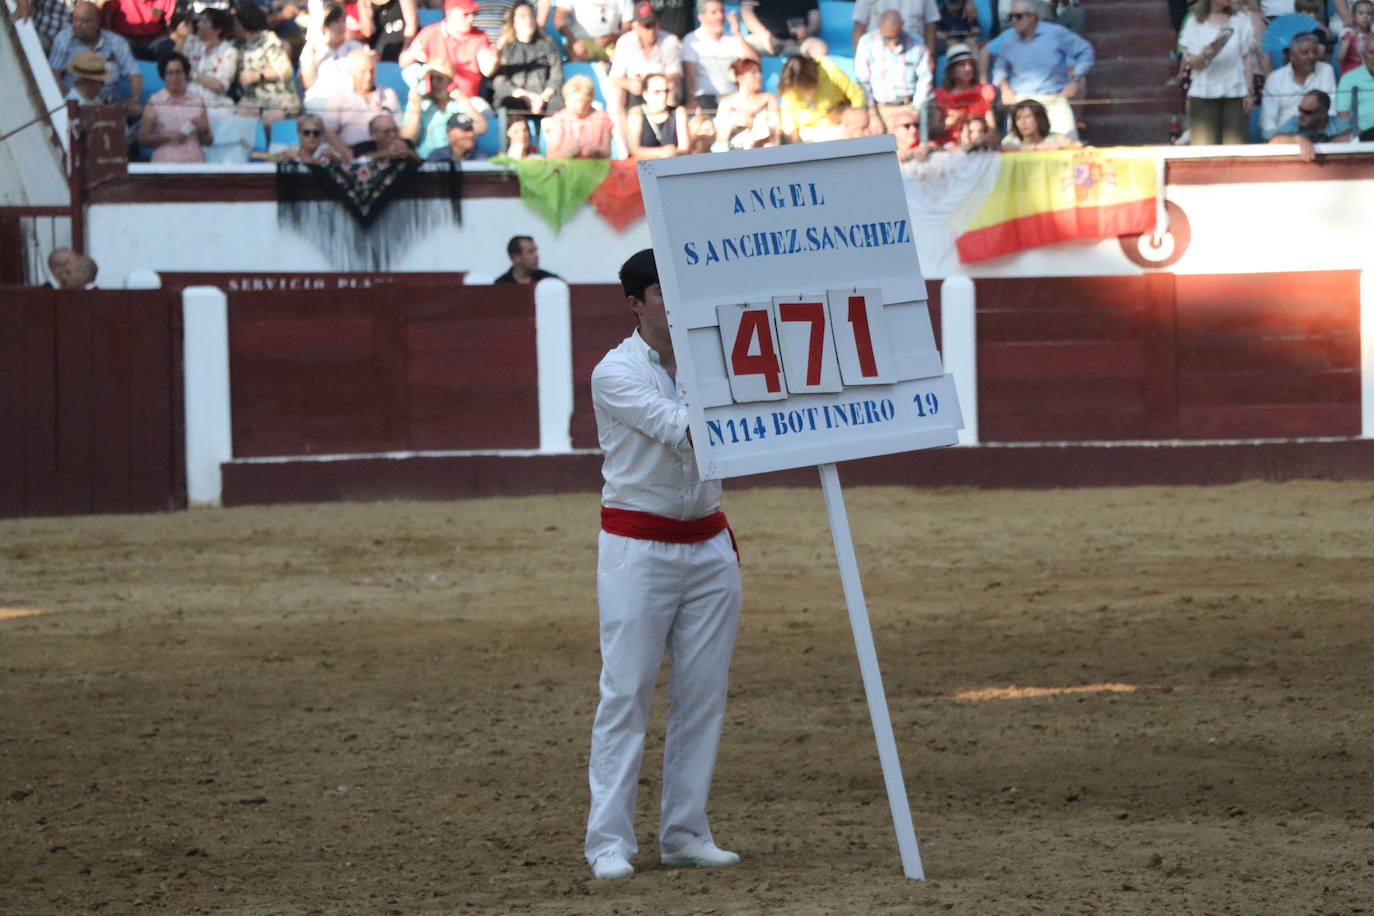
[45,247,77,288]
[61,255,98,290]
[47,1,141,115]
[610,2,683,113]
[852,0,939,54]
[682,0,757,111]
[401,58,490,159]
[855,9,932,132]
[1261,32,1336,138]
[991,0,1093,140]
[740,0,819,57]
[425,112,487,160]
[63,51,116,105]
[398,0,497,100]
[351,112,422,160]
[1335,37,1374,139]
[494,235,562,283]
[555,0,631,62]
[310,48,403,150]
[1268,88,1353,160]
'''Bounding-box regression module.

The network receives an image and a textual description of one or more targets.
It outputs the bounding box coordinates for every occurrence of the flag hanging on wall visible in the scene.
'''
[953,148,1158,263]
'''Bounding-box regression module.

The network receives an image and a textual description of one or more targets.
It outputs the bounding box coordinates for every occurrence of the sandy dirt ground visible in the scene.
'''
[2,481,1373,915]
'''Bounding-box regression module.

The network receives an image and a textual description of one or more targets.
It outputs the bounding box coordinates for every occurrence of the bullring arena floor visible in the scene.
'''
[2,482,1372,915]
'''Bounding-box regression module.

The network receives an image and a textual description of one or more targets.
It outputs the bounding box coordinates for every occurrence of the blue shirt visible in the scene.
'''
[990,21,1093,96]
[1271,112,1353,141]
[47,26,138,101]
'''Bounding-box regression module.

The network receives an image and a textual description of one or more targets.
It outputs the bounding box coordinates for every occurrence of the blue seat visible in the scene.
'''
[138,59,162,104]
[819,0,853,54]
[761,55,784,94]
[563,60,606,105]
[476,112,502,157]
[270,117,299,149]
[375,61,411,102]
[974,0,996,37]
[829,54,856,83]
[418,8,442,27]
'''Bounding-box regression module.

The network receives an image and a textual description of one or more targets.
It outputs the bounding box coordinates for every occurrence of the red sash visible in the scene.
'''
[600,507,739,559]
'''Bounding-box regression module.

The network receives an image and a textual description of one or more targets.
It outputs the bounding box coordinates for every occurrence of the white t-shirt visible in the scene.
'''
[1259,0,1295,17]
[851,0,939,39]
[1179,13,1256,99]
[609,29,684,81]
[558,0,633,41]
[682,27,747,98]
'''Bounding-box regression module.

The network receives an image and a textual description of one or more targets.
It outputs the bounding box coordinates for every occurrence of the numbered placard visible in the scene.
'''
[717,302,787,402]
[828,288,896,386]
[774,295,843,394]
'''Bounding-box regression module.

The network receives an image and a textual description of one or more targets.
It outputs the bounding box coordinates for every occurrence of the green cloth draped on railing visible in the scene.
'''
[491,156,613,232]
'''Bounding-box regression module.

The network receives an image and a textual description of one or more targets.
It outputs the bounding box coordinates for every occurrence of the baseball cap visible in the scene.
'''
[444,0,478,13]
[634,1,657,24]
[447,113,475,130]
[945,43,974,66]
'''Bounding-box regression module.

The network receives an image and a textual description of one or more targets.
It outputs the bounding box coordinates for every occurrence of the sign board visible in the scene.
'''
[636,136,963,481]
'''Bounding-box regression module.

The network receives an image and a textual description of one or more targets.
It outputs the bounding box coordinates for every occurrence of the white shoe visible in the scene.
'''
[660,837,740,868]
[591,852,634,879]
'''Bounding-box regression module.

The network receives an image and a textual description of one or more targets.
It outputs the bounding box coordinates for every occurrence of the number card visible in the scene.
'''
[717,302,788,402]
[775,295,843,394]
[829,288,895,386]
[637,136,963,480]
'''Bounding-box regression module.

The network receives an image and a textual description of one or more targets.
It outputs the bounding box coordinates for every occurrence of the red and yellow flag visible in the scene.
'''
[954,149,1157,263]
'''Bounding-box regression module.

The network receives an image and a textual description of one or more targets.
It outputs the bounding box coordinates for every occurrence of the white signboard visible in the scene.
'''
[637,136,963,481]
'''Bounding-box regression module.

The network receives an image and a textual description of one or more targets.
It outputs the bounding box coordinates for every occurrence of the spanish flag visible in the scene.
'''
[954,149,1158,263]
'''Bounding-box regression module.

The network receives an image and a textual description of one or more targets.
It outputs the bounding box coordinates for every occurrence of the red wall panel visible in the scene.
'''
[228,284,540,457]
[0,289,184,518]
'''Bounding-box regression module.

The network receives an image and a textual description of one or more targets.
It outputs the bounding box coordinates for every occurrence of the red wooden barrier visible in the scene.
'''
[976,271,1361,442]
[228,284,539,456]
[0,288,185,518]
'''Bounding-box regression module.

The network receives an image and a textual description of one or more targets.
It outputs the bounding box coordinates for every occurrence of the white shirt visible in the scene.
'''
[1179,13,1255,99]
[609,29,684,81]
[1261,61,1336,137]
[559,0,633,40]
[851,0,939,39]
[1260,0,1295,16]
[592,331,720,521]
[682,26,746,98]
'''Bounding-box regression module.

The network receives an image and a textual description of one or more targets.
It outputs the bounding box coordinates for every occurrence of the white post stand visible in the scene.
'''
[817,461,924,881]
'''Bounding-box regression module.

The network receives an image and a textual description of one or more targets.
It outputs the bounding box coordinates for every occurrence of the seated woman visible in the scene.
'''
[179,8,244,161]
[137,52,213,163]
[492,0,563,121]
[235,4,300,120]
[1001,99,1081,150]
[626,72,691,158]
[713,58,780,149]
[400,58,490,160]
[930,43,996,148]
[543,74,614,158]
[504,116,542,158]
[278,112,348,163]
[777,53,865,143]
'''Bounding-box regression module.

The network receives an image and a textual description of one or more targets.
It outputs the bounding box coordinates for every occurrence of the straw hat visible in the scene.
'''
[66,51,115,83]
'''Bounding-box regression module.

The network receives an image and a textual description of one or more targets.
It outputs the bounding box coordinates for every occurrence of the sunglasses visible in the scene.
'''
[1010,12,1033,19]
[299,128,322,136]
[893,122,918,129]
[1297,106,1321,115]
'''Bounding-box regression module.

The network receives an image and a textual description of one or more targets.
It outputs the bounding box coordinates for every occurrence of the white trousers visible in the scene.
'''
[584,529,742,864]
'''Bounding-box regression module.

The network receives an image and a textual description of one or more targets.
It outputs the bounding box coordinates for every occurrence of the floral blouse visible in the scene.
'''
[184,35,240,110]
[239,30,301,114]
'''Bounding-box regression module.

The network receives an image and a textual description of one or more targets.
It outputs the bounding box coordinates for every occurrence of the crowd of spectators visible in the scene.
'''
[1174,0,1374,147]
[19,0,1374,165]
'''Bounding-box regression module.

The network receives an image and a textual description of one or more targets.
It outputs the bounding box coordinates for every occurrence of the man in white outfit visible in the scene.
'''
[585,248,744,880]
